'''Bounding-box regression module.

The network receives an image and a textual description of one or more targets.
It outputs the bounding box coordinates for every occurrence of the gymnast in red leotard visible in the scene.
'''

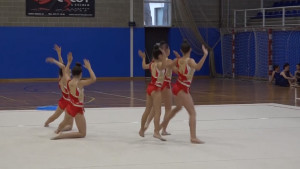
[143,41,178,136]
[160,40,208,144]
[51,57,96,140]
[44,45,73,131]
[138,44,167,141]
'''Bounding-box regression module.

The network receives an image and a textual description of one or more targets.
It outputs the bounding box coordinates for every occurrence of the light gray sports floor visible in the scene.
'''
[1,104,300,169]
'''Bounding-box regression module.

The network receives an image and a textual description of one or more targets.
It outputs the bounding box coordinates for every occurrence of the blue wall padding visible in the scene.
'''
[273,31,300,73]
[0,27,221,79]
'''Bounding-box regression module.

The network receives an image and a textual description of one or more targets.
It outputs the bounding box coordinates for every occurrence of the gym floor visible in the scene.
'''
[1,78,300,169]
[0,78,297,110]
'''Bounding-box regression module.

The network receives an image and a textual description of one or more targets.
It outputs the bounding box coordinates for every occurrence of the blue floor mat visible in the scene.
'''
[36,105,57,111]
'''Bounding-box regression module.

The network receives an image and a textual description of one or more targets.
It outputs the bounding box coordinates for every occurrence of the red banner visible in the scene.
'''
[26,0,95,17]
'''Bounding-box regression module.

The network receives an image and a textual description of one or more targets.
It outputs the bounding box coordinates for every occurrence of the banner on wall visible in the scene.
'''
[26,0,95,17]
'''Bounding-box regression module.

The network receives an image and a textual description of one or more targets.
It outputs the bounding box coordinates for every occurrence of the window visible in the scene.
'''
[144,0,172,27]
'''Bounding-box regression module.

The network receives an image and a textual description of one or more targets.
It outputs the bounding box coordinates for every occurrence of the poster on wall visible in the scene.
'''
[26,0,95,17]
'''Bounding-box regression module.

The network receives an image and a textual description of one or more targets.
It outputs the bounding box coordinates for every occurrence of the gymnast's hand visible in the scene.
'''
[202,45,208,56]
[53,44,61,54]
[138,50,146,59]
[83,59,92,70]
[67,52,73,63]
[46,57,55,63]
[173,50,181,59]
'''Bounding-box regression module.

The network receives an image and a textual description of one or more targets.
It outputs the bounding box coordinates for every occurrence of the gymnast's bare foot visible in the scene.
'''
[139,128,145,137]
[161,130,171,136]
[44,123,49,127]
[54,129,60,134]
[51,132,62,140]
[191,138,205,144]
[153,132,166,141]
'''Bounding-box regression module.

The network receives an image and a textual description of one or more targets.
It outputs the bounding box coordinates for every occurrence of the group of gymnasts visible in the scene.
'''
[45,40,208,144]
[270,63,300,87]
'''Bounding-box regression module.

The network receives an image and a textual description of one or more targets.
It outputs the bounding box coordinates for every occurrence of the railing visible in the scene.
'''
[234,6,300,28]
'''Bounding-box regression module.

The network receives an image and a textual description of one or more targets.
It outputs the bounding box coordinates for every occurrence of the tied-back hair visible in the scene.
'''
[152,44,163,60]
[72,62,82,76]
[159,41,169,50]
[181,39,191,54]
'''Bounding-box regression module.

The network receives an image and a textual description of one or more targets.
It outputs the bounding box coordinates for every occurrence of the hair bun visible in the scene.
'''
[153,44,160,49]
[75,62,82,67]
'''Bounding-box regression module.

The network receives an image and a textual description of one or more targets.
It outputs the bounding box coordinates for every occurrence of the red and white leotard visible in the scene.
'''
[146,62,165,96]
[58,78,70,110]
[66,80,85,117]
[172,58,195,95]
[162,66,172,90]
